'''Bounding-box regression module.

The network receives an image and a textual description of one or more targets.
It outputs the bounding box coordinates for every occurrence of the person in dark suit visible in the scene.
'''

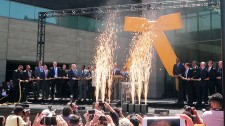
[77,65,89,101]
[207,60,217,95]
[5,81,13,102]
[216,61,222,94]
[68,64,79,102]
[41,65,50,100]
[173,58,185,103]
[12,65,23,102]
[22,65,33,102]
[181,63,193,105]
[191,61,200,103]
[34,60,43,100]
[198,62,209,105]
[59,64,69,99]
[49,61,61,100]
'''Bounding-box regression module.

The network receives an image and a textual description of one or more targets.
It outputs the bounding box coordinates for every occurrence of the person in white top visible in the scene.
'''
[196,93,224,126]
[5,106,29,126]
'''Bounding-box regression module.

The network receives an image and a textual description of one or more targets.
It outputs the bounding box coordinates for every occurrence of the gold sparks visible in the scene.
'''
[129,29,154,104]
[94,13,118,102]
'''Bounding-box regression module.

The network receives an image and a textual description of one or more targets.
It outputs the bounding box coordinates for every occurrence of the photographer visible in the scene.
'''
[67,102,79,115]
[195,93,224,126]
[5,106,30,126]
[94,102,119,125]
[182,105,197,124]
[33,109,68,126]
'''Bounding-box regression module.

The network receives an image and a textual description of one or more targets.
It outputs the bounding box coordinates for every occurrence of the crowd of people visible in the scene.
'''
[0,93,223,126]
[173,58,223,106]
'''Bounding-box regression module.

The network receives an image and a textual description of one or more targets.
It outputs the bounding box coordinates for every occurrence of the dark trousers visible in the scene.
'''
[42,80,50,99]
[91,87,96,100]
[178,78,186,102]
[33,81,40,100]
[60,79,69,98]
[21,82,29,102]
[87,80,92,99]
[78,80,87,99]
[51,79,59,99]
[208,80,216,95]
[13,85,19,102]
[69,80,78,100]
[216,79,222,94]
[195,81,208,104]
[186,81,194,105]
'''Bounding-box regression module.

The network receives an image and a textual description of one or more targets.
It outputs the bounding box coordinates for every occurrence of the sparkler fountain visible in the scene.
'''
[94,14,118,103]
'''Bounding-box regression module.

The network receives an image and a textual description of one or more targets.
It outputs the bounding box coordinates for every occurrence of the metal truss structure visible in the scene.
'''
[37,0,219,63]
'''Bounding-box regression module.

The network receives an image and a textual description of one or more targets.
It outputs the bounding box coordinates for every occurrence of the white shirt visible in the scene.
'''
[5,115,27,126]
[202,110,224,126]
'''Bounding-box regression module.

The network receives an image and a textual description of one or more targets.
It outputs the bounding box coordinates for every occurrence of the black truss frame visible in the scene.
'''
[36,0,217,63]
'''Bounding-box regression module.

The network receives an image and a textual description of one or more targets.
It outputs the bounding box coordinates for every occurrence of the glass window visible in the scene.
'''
[176,15,186,33]
[212,13,221,29]
[186,13,197,32]
[199,11,210,31]
[0,0,10,17]
[10,2,35,20]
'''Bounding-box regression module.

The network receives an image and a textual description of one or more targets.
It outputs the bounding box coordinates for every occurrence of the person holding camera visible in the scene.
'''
[5,106,31,126]
[126,114,142,126]
[195,93,223,126]
[32,109,68,126]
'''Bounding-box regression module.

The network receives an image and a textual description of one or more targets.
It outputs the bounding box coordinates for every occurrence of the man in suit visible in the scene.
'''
[49,61,61,100]
[112,63,121,101]
[41,65,50,100]
[191,60,200,103]
[198,62,209,105]
[216,61,222,94]
[12,65,23,102]
[68,64,79,102]
[173,58,185,103]
[181,63,193,105]
[207,60,217,95]
[6,81,13,102]
[59,64,69,99]
[34,60,43,100]
[77,65,89,101]
[22,65,32,102]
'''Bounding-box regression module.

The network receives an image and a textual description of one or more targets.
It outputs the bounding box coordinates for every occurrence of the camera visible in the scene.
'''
[40,116,57,125]
[88,109,95,114]
[40,107,57,125]
[184,105,194,115]
[99,102,105,107]
[99,116,107,121]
